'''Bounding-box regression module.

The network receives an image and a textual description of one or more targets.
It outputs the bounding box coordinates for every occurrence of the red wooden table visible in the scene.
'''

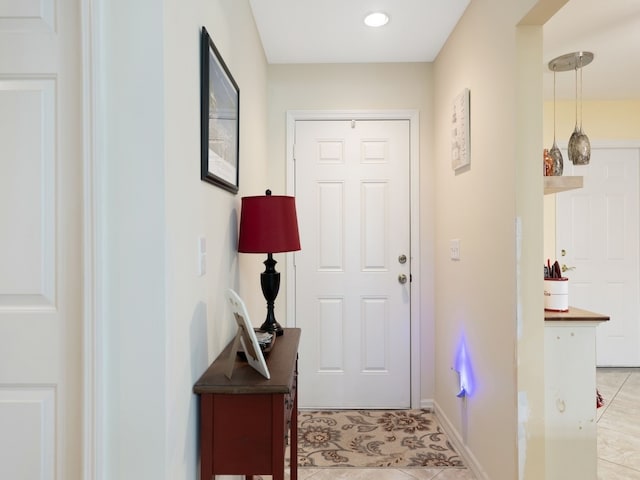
[194,328,300,480]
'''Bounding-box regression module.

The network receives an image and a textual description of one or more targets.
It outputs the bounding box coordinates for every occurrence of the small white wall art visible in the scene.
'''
[451,88,470,171]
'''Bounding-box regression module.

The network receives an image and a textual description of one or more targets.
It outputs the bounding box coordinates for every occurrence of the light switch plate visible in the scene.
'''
[198,236,207,275]
[450,239,461,261]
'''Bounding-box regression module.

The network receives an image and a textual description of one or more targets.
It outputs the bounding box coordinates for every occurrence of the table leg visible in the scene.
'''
[200,395,214,480]
[271,395,285,480]
[291,389,298,480]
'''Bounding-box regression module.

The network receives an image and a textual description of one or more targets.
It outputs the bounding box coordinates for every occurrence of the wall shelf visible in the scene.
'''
[544,176,583,195]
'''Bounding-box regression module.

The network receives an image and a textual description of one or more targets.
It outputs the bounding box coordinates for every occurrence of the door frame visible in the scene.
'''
[81,0,104,478]
[285,110,421,408]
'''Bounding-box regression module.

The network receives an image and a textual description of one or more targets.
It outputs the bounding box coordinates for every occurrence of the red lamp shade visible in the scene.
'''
[238,193,301,254]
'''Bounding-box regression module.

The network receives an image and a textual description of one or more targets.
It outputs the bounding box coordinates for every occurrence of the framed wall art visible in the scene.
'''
[451,88,470,171]
[201,26,240,193]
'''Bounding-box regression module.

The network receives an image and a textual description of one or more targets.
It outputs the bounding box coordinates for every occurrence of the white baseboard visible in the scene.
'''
[432,400,489,480]
[419,398,434,410]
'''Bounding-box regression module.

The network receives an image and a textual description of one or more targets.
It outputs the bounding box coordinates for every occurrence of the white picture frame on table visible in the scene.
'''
[225,289,270,380]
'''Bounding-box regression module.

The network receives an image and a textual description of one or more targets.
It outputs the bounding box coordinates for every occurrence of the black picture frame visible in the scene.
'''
[200,27,240,193]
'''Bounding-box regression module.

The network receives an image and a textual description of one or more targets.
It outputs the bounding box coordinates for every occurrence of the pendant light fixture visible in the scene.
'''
[547,68,563,175]
[570,60,591,165]
[548,51,594,166]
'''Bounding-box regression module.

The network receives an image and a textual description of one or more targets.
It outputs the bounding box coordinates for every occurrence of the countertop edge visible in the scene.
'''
[544,306,609,322]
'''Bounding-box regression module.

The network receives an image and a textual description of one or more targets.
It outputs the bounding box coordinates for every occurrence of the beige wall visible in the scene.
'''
[101,1,269,478]
[545,100,640,143]
[434,1,519,478]
[267,62,437,400]
[164,1,269,479]
[433,0,560,478]
[543,100,640,260]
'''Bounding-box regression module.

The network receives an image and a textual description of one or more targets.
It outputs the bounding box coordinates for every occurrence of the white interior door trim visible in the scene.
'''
[81,0,103,478]
[285,110,421,408]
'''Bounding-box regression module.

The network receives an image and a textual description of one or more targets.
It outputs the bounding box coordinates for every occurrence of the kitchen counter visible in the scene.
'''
[544,306,608,480]
[544,306,610,322]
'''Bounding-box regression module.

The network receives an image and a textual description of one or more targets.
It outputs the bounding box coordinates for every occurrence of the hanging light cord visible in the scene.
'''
[579,63,584,129]
[574,66,578,128]
[553,70,557,141]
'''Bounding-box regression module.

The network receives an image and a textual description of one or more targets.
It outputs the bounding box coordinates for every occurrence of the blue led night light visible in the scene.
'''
[454,338,475,398]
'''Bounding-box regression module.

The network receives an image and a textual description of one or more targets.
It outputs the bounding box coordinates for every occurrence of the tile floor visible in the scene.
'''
[597,367,640,479]
[261,468,476,480]
[260,368,639,480]
[288,468,477,480]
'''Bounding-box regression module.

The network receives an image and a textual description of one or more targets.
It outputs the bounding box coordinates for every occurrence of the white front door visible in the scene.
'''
[556,145,640,366]
[0,1,83,478]
[293,119,411,408]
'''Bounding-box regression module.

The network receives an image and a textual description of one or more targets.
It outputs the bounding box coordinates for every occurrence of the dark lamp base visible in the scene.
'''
[260,253,285,337]
[260,320,284,337]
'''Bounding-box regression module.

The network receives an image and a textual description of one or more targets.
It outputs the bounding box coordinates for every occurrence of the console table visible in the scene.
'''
[194,327,300,480]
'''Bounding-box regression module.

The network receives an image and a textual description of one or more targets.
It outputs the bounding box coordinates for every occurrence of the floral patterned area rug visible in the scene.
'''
[296,409,466,469]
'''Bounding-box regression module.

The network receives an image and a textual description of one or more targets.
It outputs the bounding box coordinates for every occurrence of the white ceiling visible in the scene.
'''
[249,0,640,101]
[543,0,640,100]
[248,0,470,64]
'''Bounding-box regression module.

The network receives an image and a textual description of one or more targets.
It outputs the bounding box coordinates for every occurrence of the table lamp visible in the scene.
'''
[237,190,301,336]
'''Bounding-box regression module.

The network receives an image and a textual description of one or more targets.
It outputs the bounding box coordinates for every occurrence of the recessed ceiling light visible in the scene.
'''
[364,12,389,27]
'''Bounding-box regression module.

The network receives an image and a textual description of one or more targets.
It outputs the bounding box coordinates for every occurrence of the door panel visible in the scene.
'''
[556,146,640,366]
[0,1,82,478]
[294,119,411,408]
